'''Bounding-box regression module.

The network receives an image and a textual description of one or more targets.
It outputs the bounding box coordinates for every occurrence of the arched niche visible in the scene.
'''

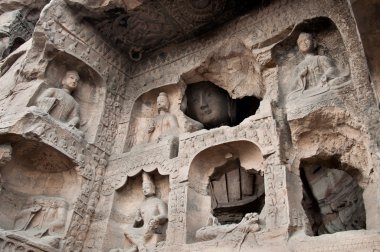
[181,81,261,130]
[29,52,106,143]
[0,136,81,249]
[124,84,184,152]
[288,108,374,234]
[272,17,350,106]
[104,170,169,251]
[186,140,265,243]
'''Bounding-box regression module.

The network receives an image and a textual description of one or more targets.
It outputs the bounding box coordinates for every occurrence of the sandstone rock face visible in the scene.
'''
[0,0,379,251]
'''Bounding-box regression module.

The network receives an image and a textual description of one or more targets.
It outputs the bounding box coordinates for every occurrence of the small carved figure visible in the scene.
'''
[124,172,168,252]
[146,92,179,143]
[35,70,81,128]
[287,33,350,100]
[185,81,235,129]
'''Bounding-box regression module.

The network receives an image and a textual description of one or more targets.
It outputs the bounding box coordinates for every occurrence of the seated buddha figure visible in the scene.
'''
[124,172,168,252]
[287,32,350,101]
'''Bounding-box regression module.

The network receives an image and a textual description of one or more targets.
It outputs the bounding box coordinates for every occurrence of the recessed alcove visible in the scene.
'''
[182,81,261,130]
[0,137,81,249]
[272,17,350,106]
[124,84,182,152]
[210,159,265,224]
[104,170,169,251]
[186,140,265,243]
[300,156,366,236]
[28,52,106,143]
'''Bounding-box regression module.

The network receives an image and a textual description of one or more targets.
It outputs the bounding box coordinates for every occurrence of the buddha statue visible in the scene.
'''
[146,92,179,143]
[35,70,81,128]
[287,32,350,101]
[124,172,168,252]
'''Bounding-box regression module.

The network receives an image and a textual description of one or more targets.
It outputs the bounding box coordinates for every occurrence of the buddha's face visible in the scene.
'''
[186,82,231,128]
[297,33,315,54]
[157,94,169,112]
[62,71,80,92]
[142,182,155,196]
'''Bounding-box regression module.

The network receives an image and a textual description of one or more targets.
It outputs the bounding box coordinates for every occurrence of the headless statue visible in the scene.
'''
[124,172,168,252]
[36,70,81,128]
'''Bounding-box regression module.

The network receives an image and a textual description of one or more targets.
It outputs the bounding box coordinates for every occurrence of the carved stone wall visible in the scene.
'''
[0,0,379,251]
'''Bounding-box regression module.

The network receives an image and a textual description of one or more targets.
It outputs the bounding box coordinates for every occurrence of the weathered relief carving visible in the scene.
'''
[125,88,184,151]
[0,137,82,251]
[287,32,350,101]
[195,212,260,242]
[124,172,167,251]
[10,196,68,248]
[111,172,168,252]
[145,92,179,143]
[301,161,366,235]
[33,70,81,129]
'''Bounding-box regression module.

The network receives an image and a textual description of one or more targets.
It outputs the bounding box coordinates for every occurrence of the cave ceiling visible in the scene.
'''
[67,0,265,61]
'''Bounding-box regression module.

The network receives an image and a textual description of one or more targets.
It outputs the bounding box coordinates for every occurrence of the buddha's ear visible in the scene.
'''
[313,37,318,50]
[180,93,188,112]
[61,76,66,86]
[228,98,237,124]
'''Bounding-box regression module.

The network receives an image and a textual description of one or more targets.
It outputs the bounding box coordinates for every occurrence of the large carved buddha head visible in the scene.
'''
[185,81,234,129]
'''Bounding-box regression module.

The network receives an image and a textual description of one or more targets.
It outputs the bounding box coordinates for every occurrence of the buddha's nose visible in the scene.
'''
[200,93,208,110]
